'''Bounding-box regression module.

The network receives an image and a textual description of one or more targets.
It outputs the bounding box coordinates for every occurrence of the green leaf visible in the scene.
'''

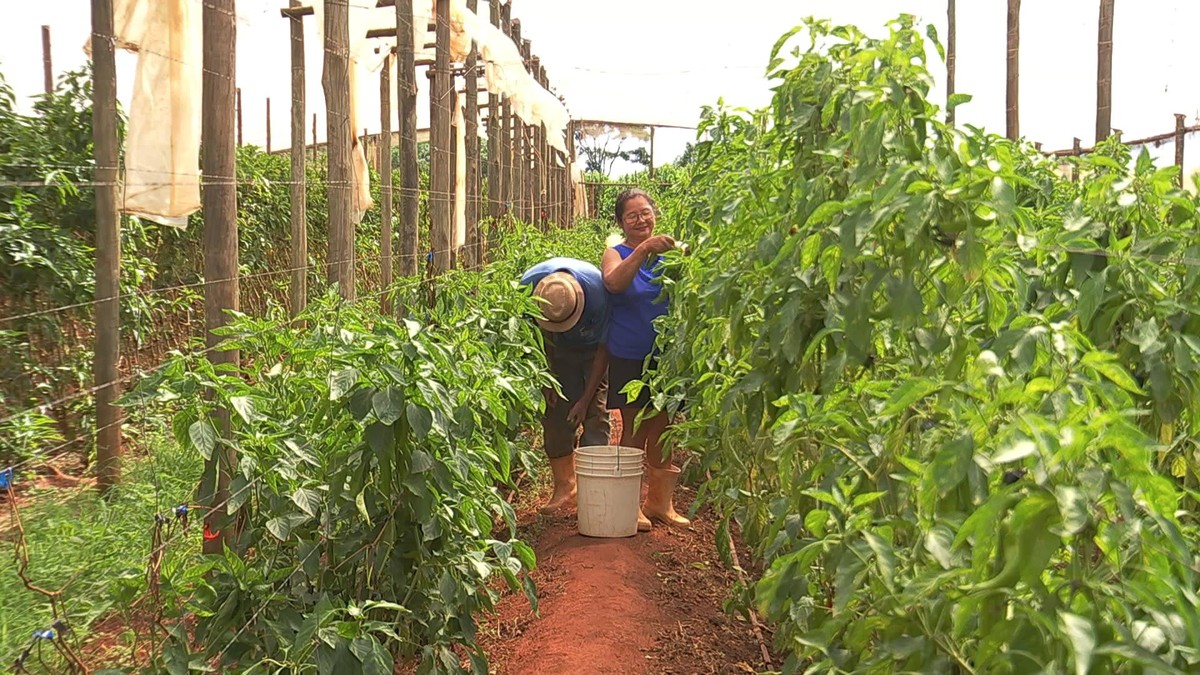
[292,487,321,517]
[229,396,257,423]
[407,403,434,439]
[328,368,359,401]
[931,434,974,495]
[188,420,217,459]
[879,378,939,417]
[1056,486,1089,536]
[1081,351,1144,394]
[1058,611,1096,675]
[410,449,434,473]
[947,92,973,110]
[266,512,308,541]
[372,386,405,425]
[806,200,845,227]
[925,524,954,569]
[992,439,1037,464]
[365,422,394,454]
[351,636,393,675]
[863,530,897,591]
[804,509,829,538]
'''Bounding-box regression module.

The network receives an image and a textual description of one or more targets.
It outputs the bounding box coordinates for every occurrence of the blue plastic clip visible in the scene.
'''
[33,628,55,640]
[0,467,12,490]
[174,504,189,518]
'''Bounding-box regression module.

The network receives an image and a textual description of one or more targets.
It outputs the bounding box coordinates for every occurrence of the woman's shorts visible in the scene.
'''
[607,355,656,410]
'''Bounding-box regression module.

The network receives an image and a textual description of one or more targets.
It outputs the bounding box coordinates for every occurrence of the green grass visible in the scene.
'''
[0,428,203,669]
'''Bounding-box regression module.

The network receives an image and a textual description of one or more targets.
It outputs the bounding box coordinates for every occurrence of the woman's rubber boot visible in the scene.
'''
[637,509,652,532]
[539,455,577,514]
[643,465,690,527]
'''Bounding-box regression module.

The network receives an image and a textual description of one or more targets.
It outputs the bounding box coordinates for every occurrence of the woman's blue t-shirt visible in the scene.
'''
[607,244,668,360]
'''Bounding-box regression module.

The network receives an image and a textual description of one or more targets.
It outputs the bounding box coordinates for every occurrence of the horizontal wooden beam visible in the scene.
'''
[280,5,314,17]
[1045,123,1200,157]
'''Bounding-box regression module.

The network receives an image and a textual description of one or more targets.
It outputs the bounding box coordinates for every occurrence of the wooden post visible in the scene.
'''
[312,112,318,160]
[946,0,956,125]
[511,23,526,222]
[499,2,513,218]
[649,125,656,178]
[1096,0,1114,143]
[397,0,419,280]
[430,0,452,274]
[530,56,544,228]
[1176,113,1187,188]
[284,1,308,320]
[567,119,577,226]
[380,54,394,311]
[449,88,459,267]
[266,97,272,152]
[1006,0,1020,140]
[201,0,239,553]
[237,87,243,146]
[42,25,54,94]
[91,0,122,494]
[324,0,355,300]
[1080,136,1089,181]
[464,0,480,269]
[487,91,500,219]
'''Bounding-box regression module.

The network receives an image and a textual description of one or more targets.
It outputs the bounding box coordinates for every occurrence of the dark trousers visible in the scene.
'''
[543,344,610,458]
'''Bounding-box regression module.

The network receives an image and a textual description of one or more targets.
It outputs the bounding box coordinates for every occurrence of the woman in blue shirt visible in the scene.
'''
[601,189,690,530]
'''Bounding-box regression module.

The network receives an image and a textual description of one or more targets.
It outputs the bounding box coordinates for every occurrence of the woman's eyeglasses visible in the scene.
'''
[622,208,654,225]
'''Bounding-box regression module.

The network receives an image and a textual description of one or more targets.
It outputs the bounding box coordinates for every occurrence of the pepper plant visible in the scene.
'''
[125,274,555,674]
[650,16,1200,674]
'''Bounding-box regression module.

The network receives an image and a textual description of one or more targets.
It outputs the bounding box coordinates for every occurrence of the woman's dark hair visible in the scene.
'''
[614,188,657,223]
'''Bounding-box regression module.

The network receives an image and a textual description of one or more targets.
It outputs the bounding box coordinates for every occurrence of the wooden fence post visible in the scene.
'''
[1006,0,1020,140]
[312,112,318,161]
[201,0,239,553]
[91,0,122,494]
[282,2,310,321]
[42,25,54,94]
[266,97,272,152]
[324,0,355,300]
[397,0,419,281]
[430,0,452,274]
[464,0,480,269]
[947,0,956,125]
[1176,113,1187,188]
[380,53,394,312]
[1072,137,1082,182]
[1096,0,1114,143]
[499,2,513,219]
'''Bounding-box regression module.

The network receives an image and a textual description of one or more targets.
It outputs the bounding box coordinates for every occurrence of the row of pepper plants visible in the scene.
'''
[118,221,608,674]
[651,16,1200,674]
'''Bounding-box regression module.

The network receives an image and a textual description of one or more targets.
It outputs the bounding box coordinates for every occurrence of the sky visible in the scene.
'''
[2,0,1199,177]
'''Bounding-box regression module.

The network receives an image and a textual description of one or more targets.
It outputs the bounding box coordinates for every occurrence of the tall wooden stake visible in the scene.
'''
[324,0,354,299]
[430,0,452,274]
[266,97,272,152]
[91,0,122,494]
[1006,0,1020,140]
[464,0,480,269]
[1095,0,1114,143]
[380,54,394,311]
[312,112,318,160]
[201,0,239,553]
[397,0,419,281]
[947,0,956,125]
[1176,113,1187,188]
[499,2,513,219]
[42,26,54,94]
[283,1,308,320]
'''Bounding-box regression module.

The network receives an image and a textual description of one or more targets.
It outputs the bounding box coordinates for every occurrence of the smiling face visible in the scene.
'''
[618,196,656,246]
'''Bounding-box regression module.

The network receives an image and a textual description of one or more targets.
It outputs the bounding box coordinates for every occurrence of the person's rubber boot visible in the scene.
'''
[643,465,690,527]
[539,455,577,514]
[637,509,652,532]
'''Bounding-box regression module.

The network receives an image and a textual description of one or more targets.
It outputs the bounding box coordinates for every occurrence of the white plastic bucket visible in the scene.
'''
[575,445,644,538]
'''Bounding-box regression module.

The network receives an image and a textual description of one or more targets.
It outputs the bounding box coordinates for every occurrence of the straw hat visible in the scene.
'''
[533,271,585,333]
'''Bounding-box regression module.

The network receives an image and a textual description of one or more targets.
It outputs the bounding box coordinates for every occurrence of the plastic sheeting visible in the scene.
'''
[90,0,202,227]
